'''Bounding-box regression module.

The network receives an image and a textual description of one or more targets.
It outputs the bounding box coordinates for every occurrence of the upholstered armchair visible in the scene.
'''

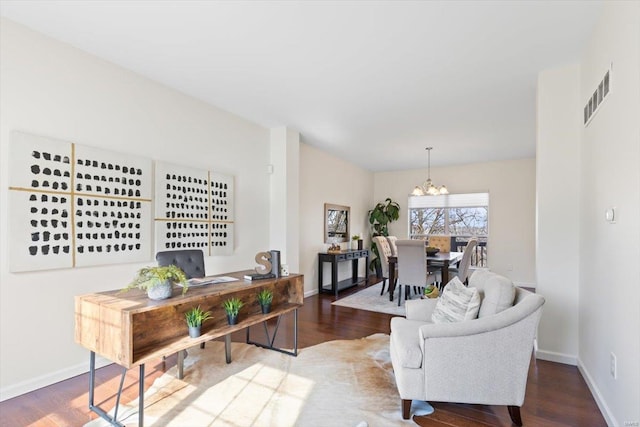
[389,270,545,425]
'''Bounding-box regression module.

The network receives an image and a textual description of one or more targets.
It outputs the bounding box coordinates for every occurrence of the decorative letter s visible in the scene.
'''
[255,252,272,274]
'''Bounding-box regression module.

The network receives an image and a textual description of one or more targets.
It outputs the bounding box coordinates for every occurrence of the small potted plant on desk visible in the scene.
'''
[185,306,213,338]
[122,265,188,300]
[257,288,273,314]
[223,297,244,325]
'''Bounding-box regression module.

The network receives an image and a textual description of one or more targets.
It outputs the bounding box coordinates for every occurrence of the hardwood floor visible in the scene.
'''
[0,280,606,427]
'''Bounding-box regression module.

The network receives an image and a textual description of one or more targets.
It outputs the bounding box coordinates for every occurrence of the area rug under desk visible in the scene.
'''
[332,285,423,316]
[85,334,433,427]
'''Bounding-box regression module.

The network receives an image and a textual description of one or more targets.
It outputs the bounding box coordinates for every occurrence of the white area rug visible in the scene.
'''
[332,284,422,316]
[85,334,433,426]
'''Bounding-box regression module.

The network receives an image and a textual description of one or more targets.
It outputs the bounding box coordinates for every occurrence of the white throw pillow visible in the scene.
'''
[431,277,481,323]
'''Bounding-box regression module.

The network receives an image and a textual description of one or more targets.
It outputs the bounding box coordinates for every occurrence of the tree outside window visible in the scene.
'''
[408,193,489,267]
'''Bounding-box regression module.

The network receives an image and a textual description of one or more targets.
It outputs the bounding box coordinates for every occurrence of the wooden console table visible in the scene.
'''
[318,249,369,298]
[75,271,303,426]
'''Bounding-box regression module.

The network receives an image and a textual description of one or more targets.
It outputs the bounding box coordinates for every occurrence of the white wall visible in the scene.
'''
[535,64,581,365]
[269,127,300,273]
[578,2,640,425]
[373,158,536,285]
[0,18,271,399]
[299,143,374,295]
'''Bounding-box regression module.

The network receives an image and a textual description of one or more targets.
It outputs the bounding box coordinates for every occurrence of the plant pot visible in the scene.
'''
[188,325,201,338]
[226,314,238,325]
[147,281,172,300]
[260,303,271,314]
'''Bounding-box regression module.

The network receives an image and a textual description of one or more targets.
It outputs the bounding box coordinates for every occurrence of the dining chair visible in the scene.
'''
[386,236,399,256]
[448,238,478,285]
[373,236,395,295]
[396,240,437,306]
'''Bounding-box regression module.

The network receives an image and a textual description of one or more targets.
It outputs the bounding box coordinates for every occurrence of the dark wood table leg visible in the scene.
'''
[352,258,358,284]
[332,258,339,299]
[318,259,323,294]
[388,258,396,301]
[441,260,450,286]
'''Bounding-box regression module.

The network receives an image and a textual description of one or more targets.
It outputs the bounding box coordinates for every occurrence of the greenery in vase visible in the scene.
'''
[351,234,360,241]
[185,305,213,327]
[256,289,273,306]
[222,297,244,317]
[368,198,400,272]
[122,265,188,295]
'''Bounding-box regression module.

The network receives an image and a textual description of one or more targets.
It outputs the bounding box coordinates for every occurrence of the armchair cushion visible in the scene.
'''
[431,277,480,323]
[470,270,516,318]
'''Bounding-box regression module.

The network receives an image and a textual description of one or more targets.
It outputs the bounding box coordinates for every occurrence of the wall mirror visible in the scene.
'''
[324,203,350,243]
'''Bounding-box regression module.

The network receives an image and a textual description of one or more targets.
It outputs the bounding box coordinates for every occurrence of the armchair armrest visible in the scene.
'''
[418,293,544,340]
[405,298,438,321]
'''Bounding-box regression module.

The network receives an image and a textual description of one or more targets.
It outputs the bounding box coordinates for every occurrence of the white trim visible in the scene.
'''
[535,349,577,366]
[0,355,111,402]
[304,288,319,298]
[578,358,616,427]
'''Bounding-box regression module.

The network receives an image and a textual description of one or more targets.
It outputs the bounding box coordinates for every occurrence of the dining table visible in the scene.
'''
[387,251,464,301]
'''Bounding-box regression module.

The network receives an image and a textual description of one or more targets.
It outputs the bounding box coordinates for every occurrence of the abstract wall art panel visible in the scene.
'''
[8,131,152,272]
[154,162,234,256]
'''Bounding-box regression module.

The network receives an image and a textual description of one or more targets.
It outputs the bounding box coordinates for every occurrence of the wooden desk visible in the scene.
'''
[75,271,303,426]
[318,249,369,298]
[387,252,463,301]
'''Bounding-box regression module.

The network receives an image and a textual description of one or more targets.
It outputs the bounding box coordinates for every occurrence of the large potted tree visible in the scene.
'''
[368,198,400,277]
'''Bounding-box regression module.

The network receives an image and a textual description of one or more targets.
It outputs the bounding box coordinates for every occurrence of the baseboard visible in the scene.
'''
[535,349,577,366]
[577,359,617,427]
[0,355,112,402]
[304,288,319,298]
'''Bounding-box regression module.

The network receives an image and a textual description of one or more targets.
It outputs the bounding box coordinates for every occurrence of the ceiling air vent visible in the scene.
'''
[584,65,612,126]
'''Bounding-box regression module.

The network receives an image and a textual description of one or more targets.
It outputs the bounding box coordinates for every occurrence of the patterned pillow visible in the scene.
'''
[431,277,481,323]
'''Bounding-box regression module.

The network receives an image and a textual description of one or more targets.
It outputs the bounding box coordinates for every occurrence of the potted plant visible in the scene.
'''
[256,288,273,314]
[184,305,213,338]
[122,265,188,300]
[368,198,400,276]
[222,297,244,325]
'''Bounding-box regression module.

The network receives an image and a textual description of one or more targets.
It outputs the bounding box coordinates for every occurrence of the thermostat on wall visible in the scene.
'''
[605,207,616,224]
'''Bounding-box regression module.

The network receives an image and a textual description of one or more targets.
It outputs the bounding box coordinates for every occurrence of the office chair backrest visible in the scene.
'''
[156,249,205,279]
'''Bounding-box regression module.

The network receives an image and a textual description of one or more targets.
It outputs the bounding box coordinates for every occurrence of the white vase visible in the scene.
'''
[147,281,172,300]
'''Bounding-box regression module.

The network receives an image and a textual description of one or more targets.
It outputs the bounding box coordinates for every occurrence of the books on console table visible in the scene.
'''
[244,272,276,281]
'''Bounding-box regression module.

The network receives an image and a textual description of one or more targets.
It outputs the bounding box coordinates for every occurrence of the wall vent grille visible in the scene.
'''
[584,65,611,126]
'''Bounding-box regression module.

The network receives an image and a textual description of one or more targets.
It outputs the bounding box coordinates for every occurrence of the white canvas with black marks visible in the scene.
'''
[155,162,234,256]
[8,131,152,272]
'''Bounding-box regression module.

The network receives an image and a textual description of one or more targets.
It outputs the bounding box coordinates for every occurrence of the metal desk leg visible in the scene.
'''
[225,334,232,364]
[177,349,184,379]
[246,309,298,356]
[138,363,145,427]
[88,351,145,427]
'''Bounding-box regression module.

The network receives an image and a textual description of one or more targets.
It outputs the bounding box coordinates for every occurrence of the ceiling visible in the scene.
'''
[0,1,602,171]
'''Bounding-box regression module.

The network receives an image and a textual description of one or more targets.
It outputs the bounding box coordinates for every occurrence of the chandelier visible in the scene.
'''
[411,147,449,196]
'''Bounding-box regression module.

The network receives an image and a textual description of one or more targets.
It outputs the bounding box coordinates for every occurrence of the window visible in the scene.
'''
[408,193,489,267]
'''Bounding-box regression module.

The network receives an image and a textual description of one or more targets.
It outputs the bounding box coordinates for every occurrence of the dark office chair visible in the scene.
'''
[156,249,205,279]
